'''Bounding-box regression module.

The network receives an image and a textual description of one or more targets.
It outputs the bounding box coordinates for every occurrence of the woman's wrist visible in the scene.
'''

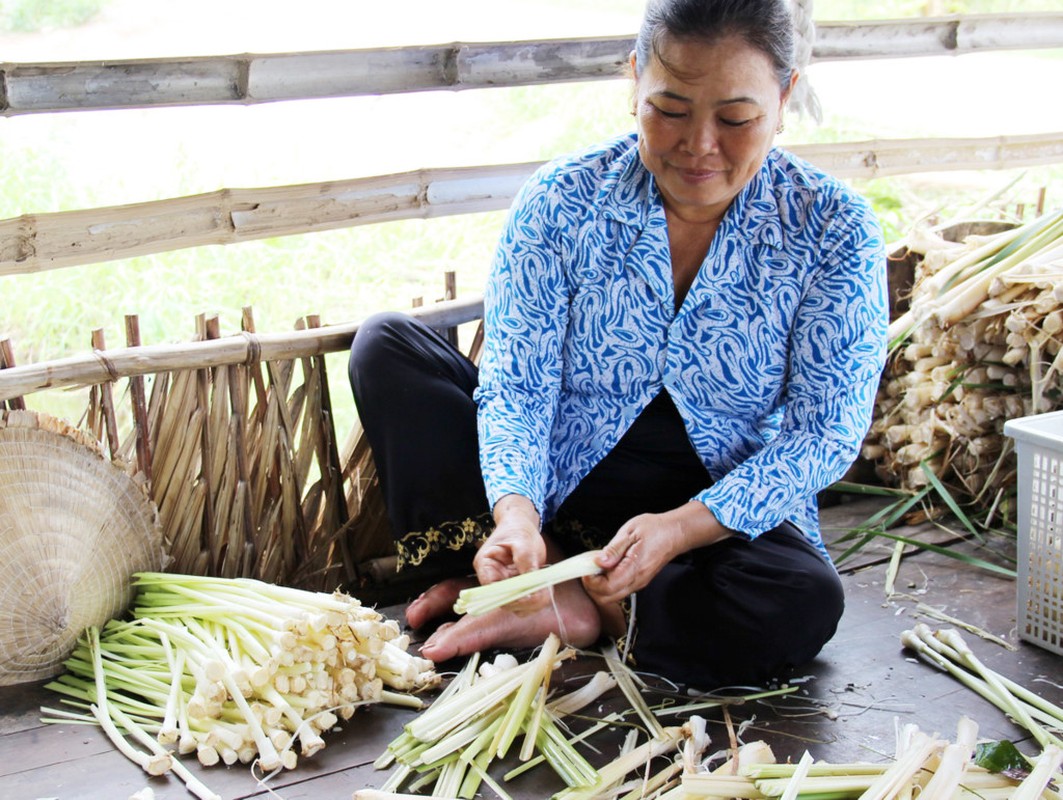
[669,501,730,556]
[492,494,541,531]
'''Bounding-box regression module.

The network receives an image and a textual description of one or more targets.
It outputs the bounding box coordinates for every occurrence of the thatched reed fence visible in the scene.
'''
[2,10,1062,591]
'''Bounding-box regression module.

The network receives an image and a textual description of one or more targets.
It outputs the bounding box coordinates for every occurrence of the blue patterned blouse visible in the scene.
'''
[475,132,888,560]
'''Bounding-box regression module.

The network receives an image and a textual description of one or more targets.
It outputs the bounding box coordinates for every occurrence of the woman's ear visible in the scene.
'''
[782,69,799,109]
[628,51,639,116]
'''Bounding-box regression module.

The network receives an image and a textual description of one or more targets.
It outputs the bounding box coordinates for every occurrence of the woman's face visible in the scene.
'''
[632,33,794,224]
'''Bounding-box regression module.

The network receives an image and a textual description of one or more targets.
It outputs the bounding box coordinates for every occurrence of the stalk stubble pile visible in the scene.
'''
[863,209,1063,515]
[360,632,1063,799]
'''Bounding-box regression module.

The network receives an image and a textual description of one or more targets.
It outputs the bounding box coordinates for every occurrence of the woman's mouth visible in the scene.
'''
[675,166,721,183]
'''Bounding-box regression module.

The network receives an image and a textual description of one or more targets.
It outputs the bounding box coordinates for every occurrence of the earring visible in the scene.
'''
[776,121,785,134]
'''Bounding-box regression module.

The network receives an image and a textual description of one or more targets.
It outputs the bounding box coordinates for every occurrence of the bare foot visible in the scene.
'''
[405,576,477,630]
[418,578,602,664]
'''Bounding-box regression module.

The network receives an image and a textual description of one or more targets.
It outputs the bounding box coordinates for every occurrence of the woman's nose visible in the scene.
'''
[681,121,719,156]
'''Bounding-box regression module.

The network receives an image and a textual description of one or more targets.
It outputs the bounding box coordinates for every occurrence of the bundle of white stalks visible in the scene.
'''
[453,550,603,616]
[41,572,437,800]
[864,208,1063,502]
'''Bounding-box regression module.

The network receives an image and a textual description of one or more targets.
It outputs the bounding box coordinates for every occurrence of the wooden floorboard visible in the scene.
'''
[2,498,1060,799]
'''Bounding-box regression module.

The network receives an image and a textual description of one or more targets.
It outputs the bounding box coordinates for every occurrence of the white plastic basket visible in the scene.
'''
[1003,410,1063,656]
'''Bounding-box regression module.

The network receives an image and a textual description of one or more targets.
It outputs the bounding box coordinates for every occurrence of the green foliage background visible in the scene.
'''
[0,0,104,32]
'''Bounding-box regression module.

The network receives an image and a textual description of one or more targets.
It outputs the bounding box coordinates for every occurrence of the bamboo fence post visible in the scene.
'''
[90,328,121,459]
[226,346,256,573]
[242,307,269,423]
[307,314,355,585]
[240,306,280,579]
[124,315,153,483]
[195,314,216,558]
[467,320,486,365]
[144,357,171,465]
[293,315,329,582]
[443,271,459,348]
[0,339,26,411]
[203,315,235,575]
[266,354,310,576]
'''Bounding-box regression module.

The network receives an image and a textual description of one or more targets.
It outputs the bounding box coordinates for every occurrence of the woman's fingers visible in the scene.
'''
[474,549,520,584]
[473,515,545,586]
[582,574,626,606]
[596,522,636,569]
[584,540,639,604]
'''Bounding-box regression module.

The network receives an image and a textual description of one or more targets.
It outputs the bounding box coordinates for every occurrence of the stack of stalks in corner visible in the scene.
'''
[863,208,1063,518]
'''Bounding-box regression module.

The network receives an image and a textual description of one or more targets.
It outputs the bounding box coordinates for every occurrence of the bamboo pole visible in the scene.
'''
[242,307,269,421]
[0,296,484,401]
[796,133,1063,178]
[0,15,1059,115]
[0,163,538,277]
[227,353,256,557]
[0,37,631,115]
[269,355,310,576]
[306,314,352,553]
[4,133,1063,278]
[812,13,1063,60]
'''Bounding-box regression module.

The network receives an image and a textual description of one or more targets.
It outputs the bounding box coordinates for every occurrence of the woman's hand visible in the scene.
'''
[583,501,730,606]
[473,494,547,613]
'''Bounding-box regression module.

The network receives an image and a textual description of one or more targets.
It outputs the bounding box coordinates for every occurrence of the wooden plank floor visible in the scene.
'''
[2,496,1060,799]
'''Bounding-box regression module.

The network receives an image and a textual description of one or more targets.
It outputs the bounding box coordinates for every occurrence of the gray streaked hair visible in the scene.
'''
[633,0,795,90]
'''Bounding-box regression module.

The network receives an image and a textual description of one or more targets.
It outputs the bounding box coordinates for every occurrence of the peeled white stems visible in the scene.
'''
[453,550,603,616]
[42,573,437,797]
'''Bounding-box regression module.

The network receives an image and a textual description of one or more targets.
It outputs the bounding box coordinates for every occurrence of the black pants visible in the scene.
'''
[349,311,844,689]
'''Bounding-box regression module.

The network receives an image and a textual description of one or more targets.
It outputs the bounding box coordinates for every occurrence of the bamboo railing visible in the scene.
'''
[3,133,1062,278]
[1,15,1060,114]
[0,297,483,402]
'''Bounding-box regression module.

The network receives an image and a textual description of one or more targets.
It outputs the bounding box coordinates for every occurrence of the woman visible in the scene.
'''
[349,0,888,689]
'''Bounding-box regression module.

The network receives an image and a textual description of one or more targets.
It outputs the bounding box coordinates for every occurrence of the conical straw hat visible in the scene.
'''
[0,410,164,685]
